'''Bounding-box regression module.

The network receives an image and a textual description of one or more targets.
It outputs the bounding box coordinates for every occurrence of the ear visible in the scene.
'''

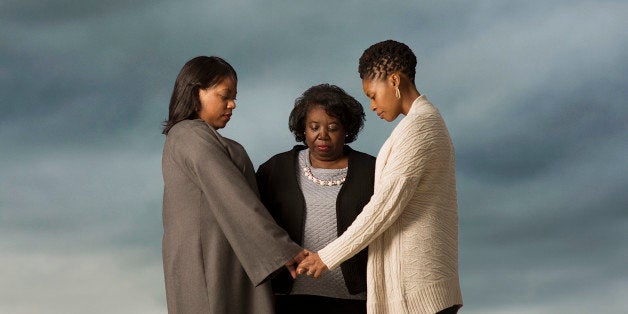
[388,73,401,87]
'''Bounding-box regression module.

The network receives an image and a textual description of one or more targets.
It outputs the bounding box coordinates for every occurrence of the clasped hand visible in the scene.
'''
[285,249,328,279]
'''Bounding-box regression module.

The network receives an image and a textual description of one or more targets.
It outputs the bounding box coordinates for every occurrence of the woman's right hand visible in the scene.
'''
[285,249,310,278]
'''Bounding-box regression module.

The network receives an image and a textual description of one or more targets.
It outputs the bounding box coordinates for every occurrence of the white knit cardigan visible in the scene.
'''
[319,95,463,313]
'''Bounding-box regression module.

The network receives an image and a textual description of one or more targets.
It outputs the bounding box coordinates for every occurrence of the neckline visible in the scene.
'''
[303,149,348,171]
[300,149,347,186]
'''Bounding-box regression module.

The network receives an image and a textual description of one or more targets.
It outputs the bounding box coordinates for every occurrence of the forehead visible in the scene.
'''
[362,78,384,94]
[362,79,373,92]
[306,105,338,121]
[214,77,237,92]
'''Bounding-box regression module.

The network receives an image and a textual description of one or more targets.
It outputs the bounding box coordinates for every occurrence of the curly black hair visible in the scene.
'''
[358,40,417,83]
[289,84,365,143]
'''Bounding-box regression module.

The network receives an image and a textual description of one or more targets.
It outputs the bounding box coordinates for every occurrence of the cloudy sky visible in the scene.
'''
[1,1,626,313]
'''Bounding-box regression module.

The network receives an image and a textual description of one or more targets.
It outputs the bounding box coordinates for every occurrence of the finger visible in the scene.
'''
[313,267,323,278]
[296,250,309,262]
[298,257,311,269]
[286,264,297,279]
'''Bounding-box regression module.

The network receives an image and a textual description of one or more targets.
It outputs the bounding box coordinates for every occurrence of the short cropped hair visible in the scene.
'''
[358,40,417,83]
[289,84,365,143]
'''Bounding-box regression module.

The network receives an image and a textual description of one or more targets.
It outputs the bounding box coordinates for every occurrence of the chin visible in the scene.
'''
[386,114,401,122]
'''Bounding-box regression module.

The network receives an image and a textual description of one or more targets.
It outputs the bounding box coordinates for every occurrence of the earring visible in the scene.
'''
[395,87,401,99]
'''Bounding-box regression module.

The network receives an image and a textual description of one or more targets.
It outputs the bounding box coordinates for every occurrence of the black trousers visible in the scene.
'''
[437,305,461,314]
[275,294,366,314]
[276,294,459,314]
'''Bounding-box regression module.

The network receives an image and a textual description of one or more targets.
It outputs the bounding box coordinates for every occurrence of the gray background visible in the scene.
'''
[1,1,626,313]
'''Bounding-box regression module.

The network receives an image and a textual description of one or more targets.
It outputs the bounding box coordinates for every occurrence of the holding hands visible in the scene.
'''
[285,249,309,278]
[285,249,329,279]
[295,250,329,279]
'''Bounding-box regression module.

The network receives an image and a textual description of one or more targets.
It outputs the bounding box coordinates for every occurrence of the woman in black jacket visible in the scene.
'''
[257,84,375,314]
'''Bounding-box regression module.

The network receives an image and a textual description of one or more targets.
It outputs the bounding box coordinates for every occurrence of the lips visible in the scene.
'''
[223,113,232,120]
[317,145,330,152]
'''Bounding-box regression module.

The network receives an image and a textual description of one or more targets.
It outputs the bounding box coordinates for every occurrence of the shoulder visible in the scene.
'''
[346,147,376,174]
[258,145,304,173]
[165,120,225,159]
[221,136,245,152]
[347,147,375,163]
[167,119,215,142]
[169,119,207,133]
[406,95,444,127]
[261,146,304,166]
[394,99,446,141]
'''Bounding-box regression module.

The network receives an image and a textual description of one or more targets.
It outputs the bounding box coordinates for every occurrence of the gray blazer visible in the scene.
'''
[162,120,301,314]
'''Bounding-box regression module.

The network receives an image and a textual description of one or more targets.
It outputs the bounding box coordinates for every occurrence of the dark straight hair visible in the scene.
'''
[162,56,237,135]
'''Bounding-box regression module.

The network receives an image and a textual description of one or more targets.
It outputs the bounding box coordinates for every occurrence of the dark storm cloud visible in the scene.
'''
[0,0,155,23]
[456,80,628,181]
[410,2,628,312]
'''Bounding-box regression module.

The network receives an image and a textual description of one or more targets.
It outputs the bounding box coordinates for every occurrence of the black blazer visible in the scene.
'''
[256,145,376,295]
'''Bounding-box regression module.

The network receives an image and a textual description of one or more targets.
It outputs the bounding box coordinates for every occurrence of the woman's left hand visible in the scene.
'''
[296,252,328,278]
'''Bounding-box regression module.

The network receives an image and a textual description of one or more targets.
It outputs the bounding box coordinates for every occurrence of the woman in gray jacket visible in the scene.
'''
[161,56,305,314]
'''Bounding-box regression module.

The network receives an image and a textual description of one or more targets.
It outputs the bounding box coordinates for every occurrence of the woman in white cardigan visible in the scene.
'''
[297,40,463,314]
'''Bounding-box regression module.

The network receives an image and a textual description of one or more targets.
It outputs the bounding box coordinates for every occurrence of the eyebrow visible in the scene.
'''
[307,119,340,124]
[217,88,237,96]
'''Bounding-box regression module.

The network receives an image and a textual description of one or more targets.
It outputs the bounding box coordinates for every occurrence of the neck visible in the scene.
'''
[399,83,421,116]
[308,152,348,169]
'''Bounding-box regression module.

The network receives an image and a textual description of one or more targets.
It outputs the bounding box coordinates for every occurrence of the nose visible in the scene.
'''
[370,101,376,111]
[227,99,236,109]
[318,128,330,140]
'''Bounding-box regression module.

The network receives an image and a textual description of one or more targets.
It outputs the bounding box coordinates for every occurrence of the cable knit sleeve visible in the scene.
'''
[319,115,435,269]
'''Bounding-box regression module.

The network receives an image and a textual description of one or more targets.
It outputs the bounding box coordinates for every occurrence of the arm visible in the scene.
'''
[171,122,302,285]
[301,116,435,272]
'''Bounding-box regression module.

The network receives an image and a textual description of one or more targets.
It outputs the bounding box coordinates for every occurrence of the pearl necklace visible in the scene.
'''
[302,165,346,186]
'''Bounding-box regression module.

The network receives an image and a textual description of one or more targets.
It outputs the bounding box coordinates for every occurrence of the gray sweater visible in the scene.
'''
[290,149,366,300]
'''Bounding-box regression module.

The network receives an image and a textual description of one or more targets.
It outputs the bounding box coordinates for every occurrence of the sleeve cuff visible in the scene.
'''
[318,242,344,270]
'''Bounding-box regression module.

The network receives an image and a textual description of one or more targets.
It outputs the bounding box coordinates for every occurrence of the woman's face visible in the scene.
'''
[362,76,403,122]
[198,78,237,129]
[304,106,346,163]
